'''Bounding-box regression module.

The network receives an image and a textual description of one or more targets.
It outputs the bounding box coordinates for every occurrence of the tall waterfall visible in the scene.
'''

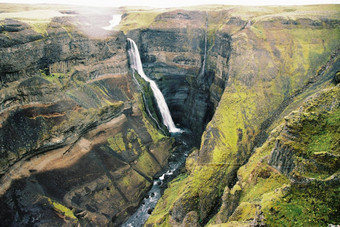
[127,38,182,133]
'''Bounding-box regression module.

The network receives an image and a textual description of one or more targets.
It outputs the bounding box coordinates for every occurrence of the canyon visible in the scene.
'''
[0,3,339,226]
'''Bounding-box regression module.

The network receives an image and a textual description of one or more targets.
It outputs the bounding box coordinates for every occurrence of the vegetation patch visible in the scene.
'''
[119,10,161,33]
[108,133,126,153]
[46,197,77,221]
[264,183,340,226]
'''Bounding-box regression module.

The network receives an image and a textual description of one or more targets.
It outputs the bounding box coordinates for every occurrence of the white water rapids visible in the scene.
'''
[127,38,182,133]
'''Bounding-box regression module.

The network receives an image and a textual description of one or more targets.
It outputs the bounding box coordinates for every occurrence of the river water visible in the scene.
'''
[121,133,194,227]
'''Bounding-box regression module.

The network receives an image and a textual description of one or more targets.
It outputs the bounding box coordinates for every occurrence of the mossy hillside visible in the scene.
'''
[147,6,340,226]
[208,85,340,226]
[119,10,162,34]
[201,5,339,200]
[146,173,188,225]
[264,182,340,226]
[276,86,340,180]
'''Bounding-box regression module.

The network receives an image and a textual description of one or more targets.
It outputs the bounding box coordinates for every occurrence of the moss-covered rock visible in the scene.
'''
[146,5,340,226]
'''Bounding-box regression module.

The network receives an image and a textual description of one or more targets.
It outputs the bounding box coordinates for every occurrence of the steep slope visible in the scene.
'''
[140,5,340,226]
[0,6,174,226]
[0,4,339,227]
[211,83,340,226]
[125,10,231,142]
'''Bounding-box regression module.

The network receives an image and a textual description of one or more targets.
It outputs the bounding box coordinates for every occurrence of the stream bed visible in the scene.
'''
[122,132,195,227]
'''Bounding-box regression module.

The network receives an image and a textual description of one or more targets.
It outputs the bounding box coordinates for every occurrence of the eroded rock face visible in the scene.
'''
[127,10,231,142]
[269,86,340,181]
[0,14,174,226]
[146,6,340,226]
[0,17,128,88]
[268,140,295,175]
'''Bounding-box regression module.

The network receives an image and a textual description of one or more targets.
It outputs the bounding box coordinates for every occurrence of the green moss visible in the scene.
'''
[264,183,340,226]
[107,133,126,153]
[135,150,160,177]
[228,202,257,221]
[307,108,340,155]
[46,197,77,221]
[241,170,289,203]
[146,174,188,225]
[230,184,242,195]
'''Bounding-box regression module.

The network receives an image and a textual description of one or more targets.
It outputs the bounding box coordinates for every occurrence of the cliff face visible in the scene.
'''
[1,4,340,227]
[0,8,174,226]
[126,10,231,141]
[138,5,340,226]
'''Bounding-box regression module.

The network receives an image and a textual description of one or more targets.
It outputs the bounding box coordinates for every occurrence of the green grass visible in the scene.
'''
[118,10,161,33]
[0,9,66,35]
[307,108,340,155]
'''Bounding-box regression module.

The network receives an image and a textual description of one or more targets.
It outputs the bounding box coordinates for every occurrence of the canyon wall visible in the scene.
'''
[0,4,339,226]
[0,11,174,226]
[132,5,340,226]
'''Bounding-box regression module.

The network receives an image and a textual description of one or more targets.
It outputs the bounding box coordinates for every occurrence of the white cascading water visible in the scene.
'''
[127,38,182,133]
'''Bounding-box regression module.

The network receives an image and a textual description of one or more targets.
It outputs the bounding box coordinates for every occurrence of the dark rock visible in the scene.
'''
[182,211,199,227]
[147,208,154,214]
[335,71,340,84]
[2,19,29,32]
[130,26,231,144]
[268,140,295,175]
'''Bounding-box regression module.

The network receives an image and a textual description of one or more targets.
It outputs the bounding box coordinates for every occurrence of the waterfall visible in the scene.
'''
[198,13,208,78]
[127,38,182,133]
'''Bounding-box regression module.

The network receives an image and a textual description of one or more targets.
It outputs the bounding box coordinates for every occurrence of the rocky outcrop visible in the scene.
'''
[0,17,128,88]
[0,9,175,226]
[269,85,340,181]
[215,183,242,224]
[268,140,295,175]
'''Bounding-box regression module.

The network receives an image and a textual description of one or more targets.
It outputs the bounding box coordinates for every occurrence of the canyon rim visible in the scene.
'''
[0,2,340,226]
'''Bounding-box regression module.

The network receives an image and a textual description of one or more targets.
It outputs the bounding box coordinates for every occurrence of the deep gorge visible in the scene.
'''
[1,4,340,227]
[128,25,231,141]
[0,9,227,226]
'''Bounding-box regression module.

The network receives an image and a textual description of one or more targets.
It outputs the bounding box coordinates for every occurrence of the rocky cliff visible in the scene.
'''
[127,5,340,226]
[125,10,231,142]
[0,5,175,226]
[0,3,340,227]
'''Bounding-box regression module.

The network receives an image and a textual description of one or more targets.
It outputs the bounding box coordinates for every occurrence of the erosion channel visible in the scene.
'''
[123,38,202,226]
